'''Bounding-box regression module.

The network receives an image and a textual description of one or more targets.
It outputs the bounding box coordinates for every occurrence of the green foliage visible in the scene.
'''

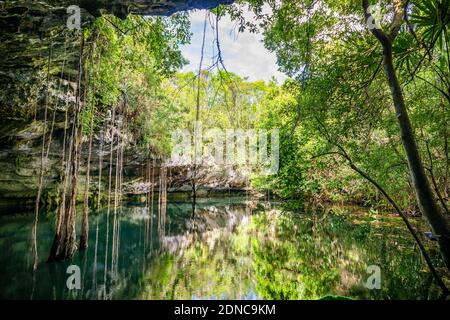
[247,206,441,299]
[167,70,268,131]
[225,0,450,211]
[82,14,191,156]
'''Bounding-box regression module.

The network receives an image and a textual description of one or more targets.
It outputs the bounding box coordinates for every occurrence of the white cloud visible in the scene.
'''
[180,9,287,83]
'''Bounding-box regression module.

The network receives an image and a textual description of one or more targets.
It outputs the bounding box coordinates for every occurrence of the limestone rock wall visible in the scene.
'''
[0,0,240,207]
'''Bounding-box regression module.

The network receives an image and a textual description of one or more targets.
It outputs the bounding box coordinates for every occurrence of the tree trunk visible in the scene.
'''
[80,103,94,250]
[32,40,53,270]
[382,42,450,269]
[58,34,85,260]
[48,107,69,262]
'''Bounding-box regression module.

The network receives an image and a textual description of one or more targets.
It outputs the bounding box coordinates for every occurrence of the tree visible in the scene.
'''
[225,0,450,272]
[362,0,450,270]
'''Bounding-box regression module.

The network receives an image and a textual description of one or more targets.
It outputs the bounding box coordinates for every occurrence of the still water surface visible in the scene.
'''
[0,198,443,299]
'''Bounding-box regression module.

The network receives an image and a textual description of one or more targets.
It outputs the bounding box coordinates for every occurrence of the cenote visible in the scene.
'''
[0,198,444,300]
[2,0,450,303]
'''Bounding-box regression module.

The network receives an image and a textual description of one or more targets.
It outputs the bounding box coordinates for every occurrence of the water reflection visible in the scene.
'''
[0,199,445,299]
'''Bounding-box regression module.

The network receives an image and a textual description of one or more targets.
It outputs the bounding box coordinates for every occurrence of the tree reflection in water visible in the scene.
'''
[0,199,444,299]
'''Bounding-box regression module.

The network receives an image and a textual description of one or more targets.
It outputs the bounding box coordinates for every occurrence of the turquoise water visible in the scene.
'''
[0,198,444,299]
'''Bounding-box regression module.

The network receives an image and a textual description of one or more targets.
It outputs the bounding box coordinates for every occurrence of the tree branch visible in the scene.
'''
[314,114,449,295]
[389,0,404,41]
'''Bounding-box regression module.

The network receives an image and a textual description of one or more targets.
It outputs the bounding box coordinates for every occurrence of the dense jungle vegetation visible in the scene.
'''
[1,0,450,298]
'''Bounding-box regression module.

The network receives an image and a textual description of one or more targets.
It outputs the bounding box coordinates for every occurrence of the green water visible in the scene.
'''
[0,198,444,299]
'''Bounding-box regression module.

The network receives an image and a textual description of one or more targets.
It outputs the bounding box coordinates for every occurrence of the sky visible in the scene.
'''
[180,9,287,83]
